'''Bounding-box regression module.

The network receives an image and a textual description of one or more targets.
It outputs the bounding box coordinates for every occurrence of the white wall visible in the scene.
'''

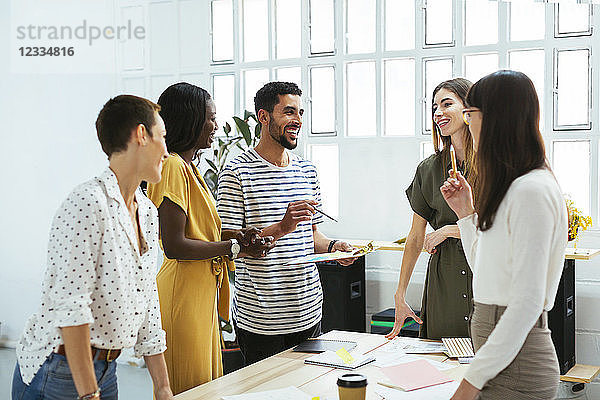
[0,1,117,342]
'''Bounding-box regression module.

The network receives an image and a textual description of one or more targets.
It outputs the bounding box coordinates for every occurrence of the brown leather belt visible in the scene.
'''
[56,345,121,362]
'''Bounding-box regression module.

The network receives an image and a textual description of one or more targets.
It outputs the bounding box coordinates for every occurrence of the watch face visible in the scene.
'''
[232,240,241,256]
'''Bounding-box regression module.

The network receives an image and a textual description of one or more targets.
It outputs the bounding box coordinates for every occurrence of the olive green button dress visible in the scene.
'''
[406,153,473,340]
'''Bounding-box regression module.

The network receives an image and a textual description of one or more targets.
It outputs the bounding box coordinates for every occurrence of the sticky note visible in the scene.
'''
[335,347,355,364]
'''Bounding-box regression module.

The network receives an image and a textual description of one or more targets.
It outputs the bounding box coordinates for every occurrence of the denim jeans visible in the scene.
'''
[12,352,118,400]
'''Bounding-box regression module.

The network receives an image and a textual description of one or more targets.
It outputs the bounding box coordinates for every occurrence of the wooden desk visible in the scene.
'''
[343,238,600,260]
[175,331,467,400]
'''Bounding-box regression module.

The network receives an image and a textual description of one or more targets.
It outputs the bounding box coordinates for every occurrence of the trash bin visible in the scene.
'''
[556,382,588,400]
[370,308,420,337]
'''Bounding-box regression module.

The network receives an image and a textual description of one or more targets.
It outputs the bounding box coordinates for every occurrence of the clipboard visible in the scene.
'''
[285,241,379,265]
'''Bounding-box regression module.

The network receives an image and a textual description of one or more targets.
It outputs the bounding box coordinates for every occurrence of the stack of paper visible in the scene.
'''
[375,337,447,354]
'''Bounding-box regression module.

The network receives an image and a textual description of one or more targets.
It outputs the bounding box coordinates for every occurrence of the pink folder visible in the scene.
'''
[381,359,453,391]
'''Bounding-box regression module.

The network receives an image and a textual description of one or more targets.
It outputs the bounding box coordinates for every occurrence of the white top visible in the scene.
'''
[17,168,166,384]
[457,168,567,390]
[217,149,324,335]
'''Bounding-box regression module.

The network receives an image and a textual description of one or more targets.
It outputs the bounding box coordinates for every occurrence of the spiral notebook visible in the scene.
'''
[304,350,375,370]
[292,339,357,353]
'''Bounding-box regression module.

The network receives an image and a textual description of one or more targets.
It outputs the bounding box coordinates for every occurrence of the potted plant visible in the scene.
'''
[203,110,261,197]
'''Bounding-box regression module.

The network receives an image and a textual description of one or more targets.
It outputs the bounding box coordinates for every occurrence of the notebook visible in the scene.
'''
[292,339,357,353]
[304,350,375,370]
[379,359,453,391]
[442,337,475,358]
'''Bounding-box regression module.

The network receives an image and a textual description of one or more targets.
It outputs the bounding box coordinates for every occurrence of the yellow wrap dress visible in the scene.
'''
[147,153,233,395]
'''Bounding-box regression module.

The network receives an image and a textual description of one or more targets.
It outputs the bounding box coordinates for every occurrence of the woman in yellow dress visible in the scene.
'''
[147,82,274,394]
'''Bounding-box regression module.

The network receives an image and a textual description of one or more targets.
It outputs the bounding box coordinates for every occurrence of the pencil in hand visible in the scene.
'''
[450,145,457,179]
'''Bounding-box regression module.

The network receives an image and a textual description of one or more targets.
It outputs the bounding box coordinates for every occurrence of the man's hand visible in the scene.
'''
[242,236,277,258]
[278,200,317,235]
[236,227,262,247]
[332,241,357,266]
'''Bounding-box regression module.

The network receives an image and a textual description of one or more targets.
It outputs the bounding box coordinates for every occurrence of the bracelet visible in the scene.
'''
[327,240,339,253]
[79,389,101,400]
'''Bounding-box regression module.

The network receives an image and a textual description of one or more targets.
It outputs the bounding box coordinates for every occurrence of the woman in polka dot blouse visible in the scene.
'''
[12,95,174,400]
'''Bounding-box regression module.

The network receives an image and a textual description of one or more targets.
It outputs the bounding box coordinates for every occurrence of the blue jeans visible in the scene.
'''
[12,352,118,400]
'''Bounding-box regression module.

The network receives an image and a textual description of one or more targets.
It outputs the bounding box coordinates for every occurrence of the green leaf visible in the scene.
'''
[206,159,218,172]
[203,170,218,197]
[224,122,231,135]
[233,116,252,146]
[254,123,261,142]
[248,113,258,124]
[243,110,253,121]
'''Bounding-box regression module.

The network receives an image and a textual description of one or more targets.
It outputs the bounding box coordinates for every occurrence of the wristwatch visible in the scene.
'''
[230,239,241,260]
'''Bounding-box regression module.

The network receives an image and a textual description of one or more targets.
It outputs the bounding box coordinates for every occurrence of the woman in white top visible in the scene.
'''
[441,70,568,400]
[12,95,173,400]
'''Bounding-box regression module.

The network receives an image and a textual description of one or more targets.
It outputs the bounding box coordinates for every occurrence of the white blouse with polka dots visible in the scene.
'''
[16,168,166,384]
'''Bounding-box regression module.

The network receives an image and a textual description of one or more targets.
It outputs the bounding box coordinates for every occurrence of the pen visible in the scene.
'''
[450,144,457,179]
[314,207,338,223]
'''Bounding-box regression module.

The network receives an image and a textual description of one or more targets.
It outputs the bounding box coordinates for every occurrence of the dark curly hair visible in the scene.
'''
[96,95,160,157]
[254,81,302,117]
[157,82,212,155]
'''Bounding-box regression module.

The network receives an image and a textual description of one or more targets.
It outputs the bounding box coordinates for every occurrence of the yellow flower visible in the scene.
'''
[566,198,592,242]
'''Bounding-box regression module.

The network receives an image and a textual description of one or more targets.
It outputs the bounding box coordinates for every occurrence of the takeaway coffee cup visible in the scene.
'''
[337,373,367,400]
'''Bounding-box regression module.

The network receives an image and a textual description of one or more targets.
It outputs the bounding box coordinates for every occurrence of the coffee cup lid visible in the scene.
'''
[337,373,368,388]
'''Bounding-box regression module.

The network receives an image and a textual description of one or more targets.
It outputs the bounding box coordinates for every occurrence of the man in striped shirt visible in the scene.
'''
[217,82,354,365]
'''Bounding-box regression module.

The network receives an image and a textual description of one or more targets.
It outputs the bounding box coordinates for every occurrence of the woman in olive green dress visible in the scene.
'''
[386,78,476,340]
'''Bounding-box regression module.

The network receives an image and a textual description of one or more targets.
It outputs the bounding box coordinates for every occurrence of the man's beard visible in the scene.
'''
[269,121,297,150]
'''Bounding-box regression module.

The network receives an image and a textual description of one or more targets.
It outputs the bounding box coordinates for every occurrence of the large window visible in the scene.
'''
[201,0,600,225]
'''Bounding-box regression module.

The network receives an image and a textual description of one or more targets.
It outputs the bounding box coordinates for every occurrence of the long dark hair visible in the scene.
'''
[158,82,211,159]
[431,78,477,193]
[467,70,546,231]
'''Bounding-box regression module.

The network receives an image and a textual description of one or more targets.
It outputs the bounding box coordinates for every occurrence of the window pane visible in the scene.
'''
[424,58,453,132]
[421,141,434,161]
[384,59,415,136]
[346,0,376,54]
[385,0,414,51]
[310,66,336,134]
[509,50,545,130]
[553,141,590,215]
[556,4,591,36]
[276,0,301,59]
[555,49,590,128]
[211,0,234,62]
[243,0,269,61]
[510,1,545,41]
[244,69,269,113]
[310,0,335,54]
[464,0,497,46]
[310,144,339,218]
[275,67,301,86]
[425,0,453,46]
[464,53,498,84]
[212,74,235,130]
[346,61,376,136]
